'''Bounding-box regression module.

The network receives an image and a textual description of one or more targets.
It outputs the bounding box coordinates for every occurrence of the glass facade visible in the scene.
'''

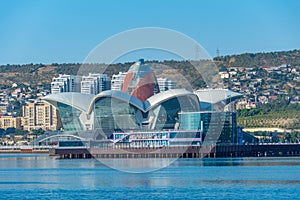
[39,136,83,146]
[57,102,83,132]
[94,97,142,133]
[179,112,237,144]
[178,113,202,130]
[150,95,200,130]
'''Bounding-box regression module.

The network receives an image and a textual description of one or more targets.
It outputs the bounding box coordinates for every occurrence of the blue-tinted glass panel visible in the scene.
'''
[57,102,83,132]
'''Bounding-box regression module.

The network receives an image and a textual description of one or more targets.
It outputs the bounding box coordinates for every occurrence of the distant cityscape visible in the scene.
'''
[220,64,300,109]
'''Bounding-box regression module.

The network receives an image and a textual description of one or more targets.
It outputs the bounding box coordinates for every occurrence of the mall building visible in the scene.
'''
[42,59,244,147]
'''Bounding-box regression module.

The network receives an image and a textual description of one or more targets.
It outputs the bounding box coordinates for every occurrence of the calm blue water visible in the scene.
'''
[1,154,300,199]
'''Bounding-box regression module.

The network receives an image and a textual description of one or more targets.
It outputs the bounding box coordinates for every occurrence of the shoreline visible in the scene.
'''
[53,144,300,159]
[0,150,49,154]
[2,144,300,158]
[243,127,300,133]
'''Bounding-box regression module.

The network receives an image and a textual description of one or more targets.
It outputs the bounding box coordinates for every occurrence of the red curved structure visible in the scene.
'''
[122,59,159,102]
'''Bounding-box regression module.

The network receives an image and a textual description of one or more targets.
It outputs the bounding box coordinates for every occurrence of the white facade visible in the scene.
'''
[111,72,127,91]
[157,78,176,92]
[81,73,110,95]
[51,74,80,94]
[81,79,96,95]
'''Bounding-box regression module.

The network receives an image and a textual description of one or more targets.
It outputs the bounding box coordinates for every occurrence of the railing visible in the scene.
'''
[113,134,130,144]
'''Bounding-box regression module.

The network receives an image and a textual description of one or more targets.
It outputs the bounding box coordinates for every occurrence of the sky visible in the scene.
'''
[0,0,300,64]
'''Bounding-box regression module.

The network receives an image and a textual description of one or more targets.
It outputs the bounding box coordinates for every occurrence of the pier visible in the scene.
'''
[52,144,300,159]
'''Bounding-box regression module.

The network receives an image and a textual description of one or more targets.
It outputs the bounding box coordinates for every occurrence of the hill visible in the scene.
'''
[0,61,210,91]
[214,49,300,68]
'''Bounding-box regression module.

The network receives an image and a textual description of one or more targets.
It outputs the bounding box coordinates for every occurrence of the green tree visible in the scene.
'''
[0,128,5,137]
[6,127,16,135]
[31,128,44,136]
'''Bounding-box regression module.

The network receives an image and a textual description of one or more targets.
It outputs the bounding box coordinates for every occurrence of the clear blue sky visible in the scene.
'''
[1,0,300,64]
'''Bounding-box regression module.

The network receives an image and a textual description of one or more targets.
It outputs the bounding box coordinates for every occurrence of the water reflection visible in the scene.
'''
[99,158,176,173]
[171,157,300,167]
[0,154,300,191]
[0,153,48,160]
[198,180,300,185]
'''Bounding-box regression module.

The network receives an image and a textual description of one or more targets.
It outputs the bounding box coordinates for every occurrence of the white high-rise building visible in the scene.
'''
[81,78,97,95]
[81,73,110,95]
[157,78,176,92]
[51,74,81,94]
[111,72,127,91]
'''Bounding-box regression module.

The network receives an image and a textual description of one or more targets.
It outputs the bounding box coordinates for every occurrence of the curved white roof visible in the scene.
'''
[44,89,242,114]
[145,89,197,111]
[194,88,243,104]
[87,90,145,114]
[43,92,94,112]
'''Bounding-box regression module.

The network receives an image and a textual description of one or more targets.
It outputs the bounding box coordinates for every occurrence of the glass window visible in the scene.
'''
[57,102,83,132]
[93,97,141,134]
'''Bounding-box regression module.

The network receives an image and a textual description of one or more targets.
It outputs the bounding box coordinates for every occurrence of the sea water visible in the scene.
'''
[0,154,300,199]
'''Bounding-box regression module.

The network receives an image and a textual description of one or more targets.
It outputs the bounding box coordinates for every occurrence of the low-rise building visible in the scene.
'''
[258,95,268,104]
[0,103,8,114]
[229,70,237,76]
[0,116,22,130]
[219,71,229,79]
[236,99,257,110]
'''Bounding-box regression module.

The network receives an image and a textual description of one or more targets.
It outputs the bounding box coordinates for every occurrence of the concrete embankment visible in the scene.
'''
[0,146,49,154]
